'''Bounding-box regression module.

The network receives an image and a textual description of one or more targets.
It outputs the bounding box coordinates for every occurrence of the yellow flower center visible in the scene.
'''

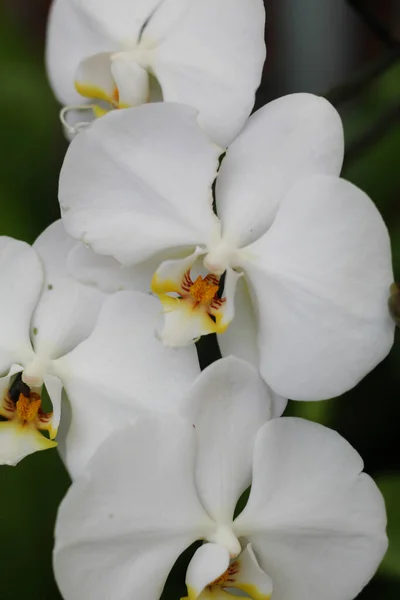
[16,393,42,424]
[189,276,219,306]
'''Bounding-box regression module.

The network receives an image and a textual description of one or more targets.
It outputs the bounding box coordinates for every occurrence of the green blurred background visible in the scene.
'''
[1,0,400,598]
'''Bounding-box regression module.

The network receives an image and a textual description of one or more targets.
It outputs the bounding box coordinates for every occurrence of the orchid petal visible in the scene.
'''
[75,52,116,104]
[241,175,394,400]
[185,543,230,600]
[152,0,266,147]
[67,242,156,293]
[212,268,242,330]
[217,276,258,366]
[235,418,387,600]
[217,279,287,418]
[231,545,273,600]
[156,297,220,347]
[73,0,165,45]
[185,543,273,600]
[43,374,63,439]
[0,421,57,466]
[268,393,288,419]
[111,55,149,106]
[55,380,139,479]
[52,291,200,476]
[32,221,105,361]
[141,0,192,44]
[59,104,221,265]
[0,238,41,372]
[217,94,344,247]
[152,248,204,296]
[181,357,271,524]
[54,415,214,600]
[45,0,114,105]
[190,590,231,600]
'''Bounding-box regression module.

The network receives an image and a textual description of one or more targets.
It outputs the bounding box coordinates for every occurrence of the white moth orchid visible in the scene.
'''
[54,357,387,600]
[0,220,201,474]
[0,220,104,465]
[45,0,266,146]
[59,96,395,401]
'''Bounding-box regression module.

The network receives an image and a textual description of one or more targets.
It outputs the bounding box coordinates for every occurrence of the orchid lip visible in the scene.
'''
[6,374,53,432]
[0,373,58,466]
[152,266,228,346]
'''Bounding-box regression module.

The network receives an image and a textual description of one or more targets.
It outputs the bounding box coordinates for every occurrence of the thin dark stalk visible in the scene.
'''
[196,335,222,370]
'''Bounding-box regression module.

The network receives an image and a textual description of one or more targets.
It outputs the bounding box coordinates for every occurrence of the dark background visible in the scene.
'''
[0,0,399,598]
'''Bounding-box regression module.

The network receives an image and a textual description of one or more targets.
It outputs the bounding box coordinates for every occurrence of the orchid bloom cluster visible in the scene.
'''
[1,0,396,599]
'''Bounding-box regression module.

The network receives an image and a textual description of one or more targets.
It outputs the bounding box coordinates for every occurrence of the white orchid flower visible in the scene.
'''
[0,221,200,474]
[0,220,104,465]
[54,357,387,600]
[59,97,395,401]
[45,0,266,146]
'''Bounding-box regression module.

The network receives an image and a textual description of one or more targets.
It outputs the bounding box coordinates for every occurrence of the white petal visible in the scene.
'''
[52,291,200,476]
[73,0,165,45]
[185,543,230,599]
[216,268,242,330]
[242,175,395,400]
[232,545,273,600]
[142,0,192,43]
[59,104,221,265]
[217,94,344,247]
[67,242,155,293]
[235,418,388,600]
[54,414,214,600]
[75,52,116,103]
[0,238,42,372]
[181,357,271,524]
[56,379,140,479]
[45,0,114,105]
[217,278,287,418]
[152,247,204,295]
[186,543,273,600]
[0,421,57,466]
[32,221,105,360]
[218,276,259,367]
[43,374,63,439]
[111,55,149,106]
[152,0,266,147]
[157,299,219,347]
[268,393,288,419]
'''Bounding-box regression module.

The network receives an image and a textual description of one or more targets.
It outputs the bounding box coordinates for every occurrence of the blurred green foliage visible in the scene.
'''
[1,2,400,599]
[376,474,400,578]
[0,6,68,599]
[0,4,62,243]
